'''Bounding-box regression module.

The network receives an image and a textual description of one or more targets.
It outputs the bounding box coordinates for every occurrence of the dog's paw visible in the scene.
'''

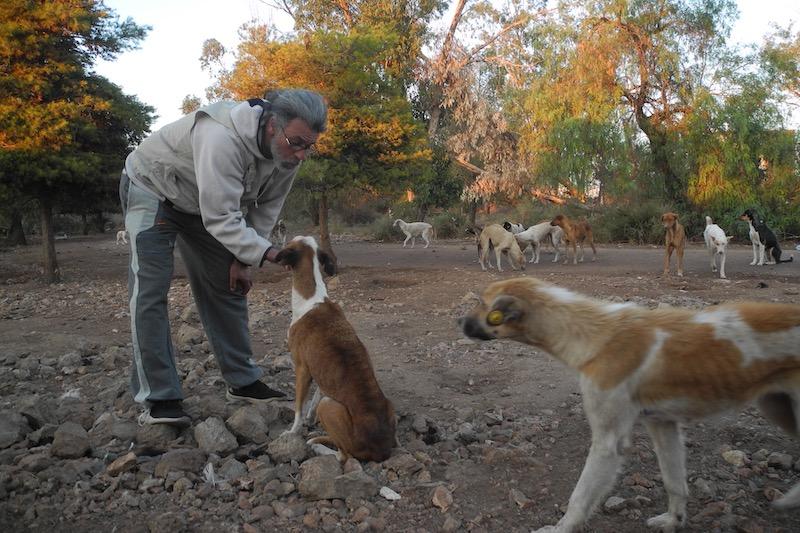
[646,512,683,532]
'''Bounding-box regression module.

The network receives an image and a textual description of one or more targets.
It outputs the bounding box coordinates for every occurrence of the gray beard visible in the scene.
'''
[270,137,298,170]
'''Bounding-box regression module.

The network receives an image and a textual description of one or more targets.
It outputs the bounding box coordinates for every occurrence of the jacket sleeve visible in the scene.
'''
[192,117,270,266]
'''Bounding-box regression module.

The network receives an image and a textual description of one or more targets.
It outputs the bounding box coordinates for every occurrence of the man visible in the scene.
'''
[119,89,327,426]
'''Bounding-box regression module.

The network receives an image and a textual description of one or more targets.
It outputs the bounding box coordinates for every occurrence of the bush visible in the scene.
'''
[429,211,467,239]
[595,202,667,244]
[371,216,399,242]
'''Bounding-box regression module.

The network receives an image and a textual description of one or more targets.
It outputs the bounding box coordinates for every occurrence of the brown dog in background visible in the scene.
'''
[550,214,596,264]
[276,236,397,463]
[661,212,686,277]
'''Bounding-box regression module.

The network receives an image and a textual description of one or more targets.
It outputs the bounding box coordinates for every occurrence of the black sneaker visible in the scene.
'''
[227,380,287,403]
[138,400,191,427]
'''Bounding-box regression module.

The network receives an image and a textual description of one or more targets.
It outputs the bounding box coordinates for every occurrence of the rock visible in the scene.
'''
[455,422,477,444]
[106,451,138,476]
[752,449,770,462]
[136,423,180,451]
[721,450,747,467]
[148,511,188,532]
[154,449,207,477]
[298,455,342,499]
[767,452,793,470]
[692,477,716,499]
[603,496,627,512]
[0,411,31,448]
[194,417,238,454]
[432,485,453,512]
[382,453,423,477]
[226,407,268,444]
[333,470,378,499]
[28,423,57,445]
[442,515,461,532]
[176,324,203,345]
[379,486,401,501]
[90,412,137,446]
[51,422,90,458]
[268,432,308,463]
[509,487,532,508]
[218,457,247,481]
[180,304,199,324]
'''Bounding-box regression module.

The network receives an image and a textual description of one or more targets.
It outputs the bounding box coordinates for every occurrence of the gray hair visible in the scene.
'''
[265,88,328,133]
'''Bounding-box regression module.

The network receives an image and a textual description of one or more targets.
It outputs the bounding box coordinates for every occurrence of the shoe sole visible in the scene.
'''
[226,391,288,404]
[141,415,191,428]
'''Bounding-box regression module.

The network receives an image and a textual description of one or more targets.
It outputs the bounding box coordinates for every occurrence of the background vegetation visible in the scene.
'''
[1,1,799,279]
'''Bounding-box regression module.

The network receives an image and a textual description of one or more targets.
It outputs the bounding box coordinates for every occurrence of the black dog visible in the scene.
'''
[740,209,793,264]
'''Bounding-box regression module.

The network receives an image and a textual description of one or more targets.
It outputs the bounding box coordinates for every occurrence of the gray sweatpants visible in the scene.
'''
[120,172,263,404]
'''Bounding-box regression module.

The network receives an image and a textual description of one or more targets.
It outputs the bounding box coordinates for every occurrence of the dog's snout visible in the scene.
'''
[459,316,494,341]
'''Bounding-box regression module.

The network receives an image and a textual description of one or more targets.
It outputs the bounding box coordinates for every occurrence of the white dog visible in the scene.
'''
[461,277,800,532]
[478,224,525,272]
[703,216,730,279]
[513,221,564,263]
[115,230,128,245]
[393,219,434,248]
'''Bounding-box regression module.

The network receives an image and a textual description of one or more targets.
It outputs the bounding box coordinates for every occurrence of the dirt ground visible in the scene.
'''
[1,232,800,532]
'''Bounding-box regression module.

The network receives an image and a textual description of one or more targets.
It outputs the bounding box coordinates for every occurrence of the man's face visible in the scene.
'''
[268,117,320,170]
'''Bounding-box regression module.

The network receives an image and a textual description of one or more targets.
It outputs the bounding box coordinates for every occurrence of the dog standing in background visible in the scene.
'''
[478,224,526,272]
[513,221,563,264]
[550,214,596,264]
[270,219,287,247]
[703,216,730,279]
[115,230,128,245]
[661,212,685,277]
[460,277,800,533]
[502,221,526,234]
[276,236,396,463]
[740,209,793,265]
[393,219,434,248]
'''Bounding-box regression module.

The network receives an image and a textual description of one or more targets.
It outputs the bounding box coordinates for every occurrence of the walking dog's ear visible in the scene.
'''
[274,247,298,269]
[317,249,337,276]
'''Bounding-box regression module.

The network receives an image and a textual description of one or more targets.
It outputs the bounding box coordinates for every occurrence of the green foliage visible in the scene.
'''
[594,202,667,245]
[429,210,467,239]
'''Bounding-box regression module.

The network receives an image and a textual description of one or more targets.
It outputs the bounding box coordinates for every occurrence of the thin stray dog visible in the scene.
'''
[550,214,596,264]
[115,230,128,245]
[502,221,526,234]
[393,219,434,248]
[703,215,730,279]
[460,277,800,533]
[514,221,564,264]
[270,219,287,247]
[740,209,793,265]
[661,212,685,277]
[478,224,526,272]
[276,236,396,462]
[466,225,493,267]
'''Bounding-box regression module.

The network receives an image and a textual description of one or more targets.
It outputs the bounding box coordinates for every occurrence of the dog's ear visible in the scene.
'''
[274,247,298,269]
[489,295,524,324]
[317,249,337,276]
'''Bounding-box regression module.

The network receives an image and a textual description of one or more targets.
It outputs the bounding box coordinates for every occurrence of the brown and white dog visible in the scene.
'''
[276,236,397,462]
[550,214,596,264]
[661,212,685,277]
[460,277,800,532]
[478,224,526,272]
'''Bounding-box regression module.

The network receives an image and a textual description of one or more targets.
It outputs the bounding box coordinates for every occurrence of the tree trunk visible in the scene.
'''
[6,208,27,246]
[93,211,106,233]
[81,213,90,235]
[416,204,429,222]
[635,111,683,204]
[39,197,60,283]
[317,191,338,272]
[467,201,478,226]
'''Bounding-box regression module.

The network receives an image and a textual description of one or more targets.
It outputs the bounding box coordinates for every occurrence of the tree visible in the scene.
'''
[0,0,151,282]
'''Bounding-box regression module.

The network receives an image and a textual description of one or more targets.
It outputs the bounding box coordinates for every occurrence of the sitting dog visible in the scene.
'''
[550,214,596,264]
[460,277,800,533]
[393,218,434,248]
[703,216,730,279]
[276,236,396,462]
[270,219,287,247]
[740,209,793,265]
[661,212,685,277]
[513,221,563,264]
[115,229,128,245]
[502,221,526,234]
[478,224,526,272]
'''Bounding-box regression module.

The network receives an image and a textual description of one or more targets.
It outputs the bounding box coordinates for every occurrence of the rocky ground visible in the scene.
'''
[1,234,800,532]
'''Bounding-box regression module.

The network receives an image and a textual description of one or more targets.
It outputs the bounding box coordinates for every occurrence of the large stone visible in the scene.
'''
[176,324,203,345]
[0,411,31,449]
[90,412,137,446]
[194,417,238,454]
[136,423,181,451]
[268,432,309,463]
[334,470,378,499]
[218,457,247,481]
[154,449,207,477]
[226,406,268,444]
[51,422,90,458]
[298,455,343,500]
[106,451,138,476]
[382,453,423,477]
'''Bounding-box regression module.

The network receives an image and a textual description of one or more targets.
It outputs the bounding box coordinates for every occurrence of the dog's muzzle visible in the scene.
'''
[458,316,495,341]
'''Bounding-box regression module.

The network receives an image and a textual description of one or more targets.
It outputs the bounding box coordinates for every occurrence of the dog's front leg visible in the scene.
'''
[643,419,687,532]
[305,386,322,425]
[287,363,313,434]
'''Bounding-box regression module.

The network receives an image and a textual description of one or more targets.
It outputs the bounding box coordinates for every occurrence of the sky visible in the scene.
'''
[95,0,800,132]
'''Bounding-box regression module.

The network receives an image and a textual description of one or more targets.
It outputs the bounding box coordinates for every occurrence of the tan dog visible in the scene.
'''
[661,212,685,277]
[460,277,800,532]
[478,224,526,272]
[550,214,596,264]
[276,236,396,462]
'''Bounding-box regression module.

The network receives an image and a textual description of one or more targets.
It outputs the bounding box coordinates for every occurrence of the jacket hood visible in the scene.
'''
[230,101,269,160]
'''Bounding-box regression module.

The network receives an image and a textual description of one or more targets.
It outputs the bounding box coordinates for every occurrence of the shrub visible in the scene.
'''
[595,202,666,244]
[429,211,467,239]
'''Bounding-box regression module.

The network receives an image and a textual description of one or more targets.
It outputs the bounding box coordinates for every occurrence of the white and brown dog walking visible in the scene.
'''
[460,277,800,532]
[276,236,396,462]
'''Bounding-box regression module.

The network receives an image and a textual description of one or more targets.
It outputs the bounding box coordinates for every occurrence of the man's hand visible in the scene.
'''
[264,246,281,264]
[229,259,253,296]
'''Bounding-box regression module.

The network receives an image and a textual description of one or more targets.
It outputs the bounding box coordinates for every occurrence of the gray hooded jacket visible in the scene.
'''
[125,100,297,266]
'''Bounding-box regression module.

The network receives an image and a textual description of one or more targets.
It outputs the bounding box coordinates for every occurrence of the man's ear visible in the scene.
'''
[317,249,337,276]
[490,295,524,323]
[275,247,298,269]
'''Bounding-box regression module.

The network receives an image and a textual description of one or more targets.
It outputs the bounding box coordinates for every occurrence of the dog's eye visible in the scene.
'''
[487,310,504,326]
